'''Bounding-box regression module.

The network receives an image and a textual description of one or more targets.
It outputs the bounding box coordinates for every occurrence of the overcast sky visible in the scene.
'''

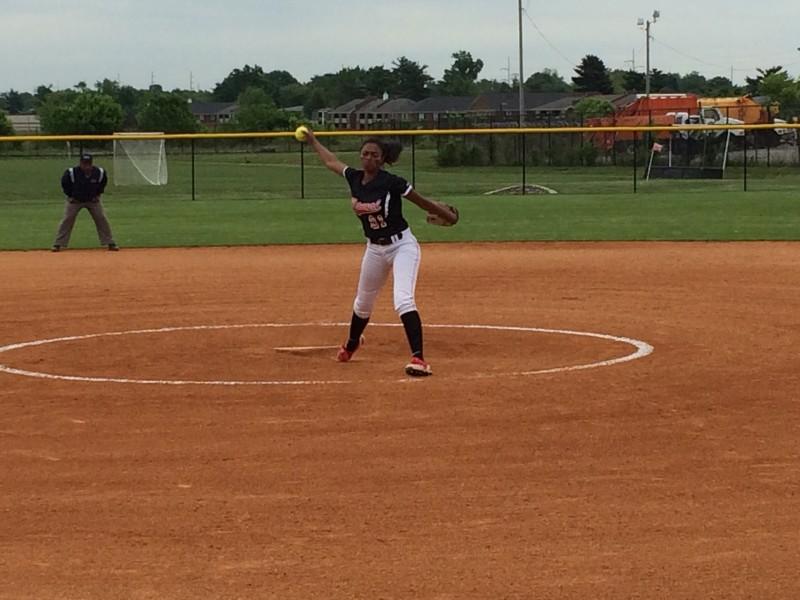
[2,0,799,93]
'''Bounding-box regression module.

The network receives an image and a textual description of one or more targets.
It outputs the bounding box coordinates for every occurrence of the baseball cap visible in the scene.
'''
[79,153,93,162]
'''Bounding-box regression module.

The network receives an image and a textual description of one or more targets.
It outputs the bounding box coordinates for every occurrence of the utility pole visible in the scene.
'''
[624,49,636,72]
[638,10,660,97]
[501,56,512,86]
[518,0,525,126]
[645,20,651,95]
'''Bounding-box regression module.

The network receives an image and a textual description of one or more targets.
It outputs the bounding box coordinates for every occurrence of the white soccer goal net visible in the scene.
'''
[113,133,168,186]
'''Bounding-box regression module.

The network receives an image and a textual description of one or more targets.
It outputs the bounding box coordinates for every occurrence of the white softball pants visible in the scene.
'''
[353,229,421,319]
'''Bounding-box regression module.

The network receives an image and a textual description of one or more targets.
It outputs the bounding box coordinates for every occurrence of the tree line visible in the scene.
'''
[1,51,798,135]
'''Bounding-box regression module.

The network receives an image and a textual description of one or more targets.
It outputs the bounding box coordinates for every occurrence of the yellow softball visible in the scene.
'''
[294,125,309,142]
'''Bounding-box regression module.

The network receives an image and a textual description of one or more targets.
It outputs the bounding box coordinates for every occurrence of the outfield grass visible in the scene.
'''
[1,150,799,249]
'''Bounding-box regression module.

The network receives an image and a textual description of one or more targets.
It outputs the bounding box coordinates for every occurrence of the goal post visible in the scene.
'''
[112,133,168,186]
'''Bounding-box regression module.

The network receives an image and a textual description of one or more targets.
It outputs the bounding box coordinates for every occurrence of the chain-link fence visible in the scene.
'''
[1,124,798,206]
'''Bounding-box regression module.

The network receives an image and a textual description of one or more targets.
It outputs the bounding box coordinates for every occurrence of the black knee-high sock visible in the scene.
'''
[400,311,424,359]
[346,313,369,351]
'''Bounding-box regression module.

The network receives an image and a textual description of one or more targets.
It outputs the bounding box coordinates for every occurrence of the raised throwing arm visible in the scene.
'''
[304,129,348,176]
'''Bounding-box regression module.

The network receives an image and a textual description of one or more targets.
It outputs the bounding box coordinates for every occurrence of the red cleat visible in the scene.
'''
[336,335,365,362]
[404,356,432,377]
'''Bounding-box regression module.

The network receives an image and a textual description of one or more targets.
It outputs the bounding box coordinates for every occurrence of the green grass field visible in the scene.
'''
[1,149,799,249]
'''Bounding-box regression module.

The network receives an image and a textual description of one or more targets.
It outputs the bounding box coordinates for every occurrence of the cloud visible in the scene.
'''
[2,0,798,92]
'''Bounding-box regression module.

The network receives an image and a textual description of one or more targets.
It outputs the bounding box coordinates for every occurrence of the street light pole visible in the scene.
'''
[638,10,660,98]
[518,0,525,126]
[645,19,651,96]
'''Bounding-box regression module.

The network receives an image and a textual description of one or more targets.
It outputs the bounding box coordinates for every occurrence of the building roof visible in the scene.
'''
[353,98,417,114]
[408,96,475,113]
[356,97,388,113]
[377,98,416,113]
[331,97,378,114]
[532,95,583,113]
[473,92,572,111]
[601,93,638,108]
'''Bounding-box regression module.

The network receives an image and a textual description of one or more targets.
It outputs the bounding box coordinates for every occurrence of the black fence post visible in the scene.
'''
[633,132,638,193]
[191,138,196,201]
[300,141,305,199]
[743,132,748,192]
[766,132,771,167]
[411,134,416,188]
[521,132,527,195]
[488,117,495,165]
[612,132,617,166]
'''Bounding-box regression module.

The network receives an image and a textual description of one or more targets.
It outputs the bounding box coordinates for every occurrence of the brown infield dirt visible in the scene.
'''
[1,242,799,600]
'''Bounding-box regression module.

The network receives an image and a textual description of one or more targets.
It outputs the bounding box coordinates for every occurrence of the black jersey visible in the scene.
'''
[61,166,108,202]
[343,167,412,240]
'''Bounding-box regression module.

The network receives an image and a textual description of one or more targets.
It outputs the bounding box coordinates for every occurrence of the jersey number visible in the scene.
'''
[367,215,387,230]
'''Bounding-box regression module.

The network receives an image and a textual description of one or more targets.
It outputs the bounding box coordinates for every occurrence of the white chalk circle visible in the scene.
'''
[0,323,653,386]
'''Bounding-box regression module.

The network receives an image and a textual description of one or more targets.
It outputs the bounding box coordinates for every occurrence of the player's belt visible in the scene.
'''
[370,231,404,246]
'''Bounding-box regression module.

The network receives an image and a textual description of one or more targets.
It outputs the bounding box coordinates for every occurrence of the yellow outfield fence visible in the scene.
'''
[1,123,797,200]
[1,122,799,143]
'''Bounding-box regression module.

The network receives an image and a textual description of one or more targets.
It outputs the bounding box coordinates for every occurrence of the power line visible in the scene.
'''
[649,36,726,69]
[651,35,800,73]
[521,8,575,69]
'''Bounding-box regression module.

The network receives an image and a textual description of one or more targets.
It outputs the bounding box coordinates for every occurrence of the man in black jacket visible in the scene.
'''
[52,153,119,251]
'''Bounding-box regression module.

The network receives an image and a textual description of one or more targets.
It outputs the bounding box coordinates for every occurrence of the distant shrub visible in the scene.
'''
[436,142,487,167]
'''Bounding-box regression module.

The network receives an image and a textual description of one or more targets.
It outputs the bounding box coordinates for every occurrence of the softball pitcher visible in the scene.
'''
[304,129,458,376]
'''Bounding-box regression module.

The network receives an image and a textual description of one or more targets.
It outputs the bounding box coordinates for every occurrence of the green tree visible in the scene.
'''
[137,92,198,133]
[34,85,53,107]
[475,79,513,94]
[649,69,680,92]
[440,51,484,96]
[213,64,268,101]
[392,56,433,100]
[364,66,394,96]
[0,111,13,136]
[705,76,737,97]
[303,87,329,118]
[39,90,123,134]
[265,70,299,105]
[119,84,143,109]
[1,89,25,114]
[572,55,614,94]
[306,68,368,108]
[277,83,308,108]
[333,67,369,103]
[758,71,800,116]
[213,65,300,105]
[621,70,645,92]
[573,97,615,119]
[745,66,783,95]
[608,69,628,94]
[95,78,121,98]
[233,87,291,131]
[525,69,570,92]
[679,71,708,94]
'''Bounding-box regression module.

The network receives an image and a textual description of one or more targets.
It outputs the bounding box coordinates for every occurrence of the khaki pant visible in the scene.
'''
[54,199,116,247]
